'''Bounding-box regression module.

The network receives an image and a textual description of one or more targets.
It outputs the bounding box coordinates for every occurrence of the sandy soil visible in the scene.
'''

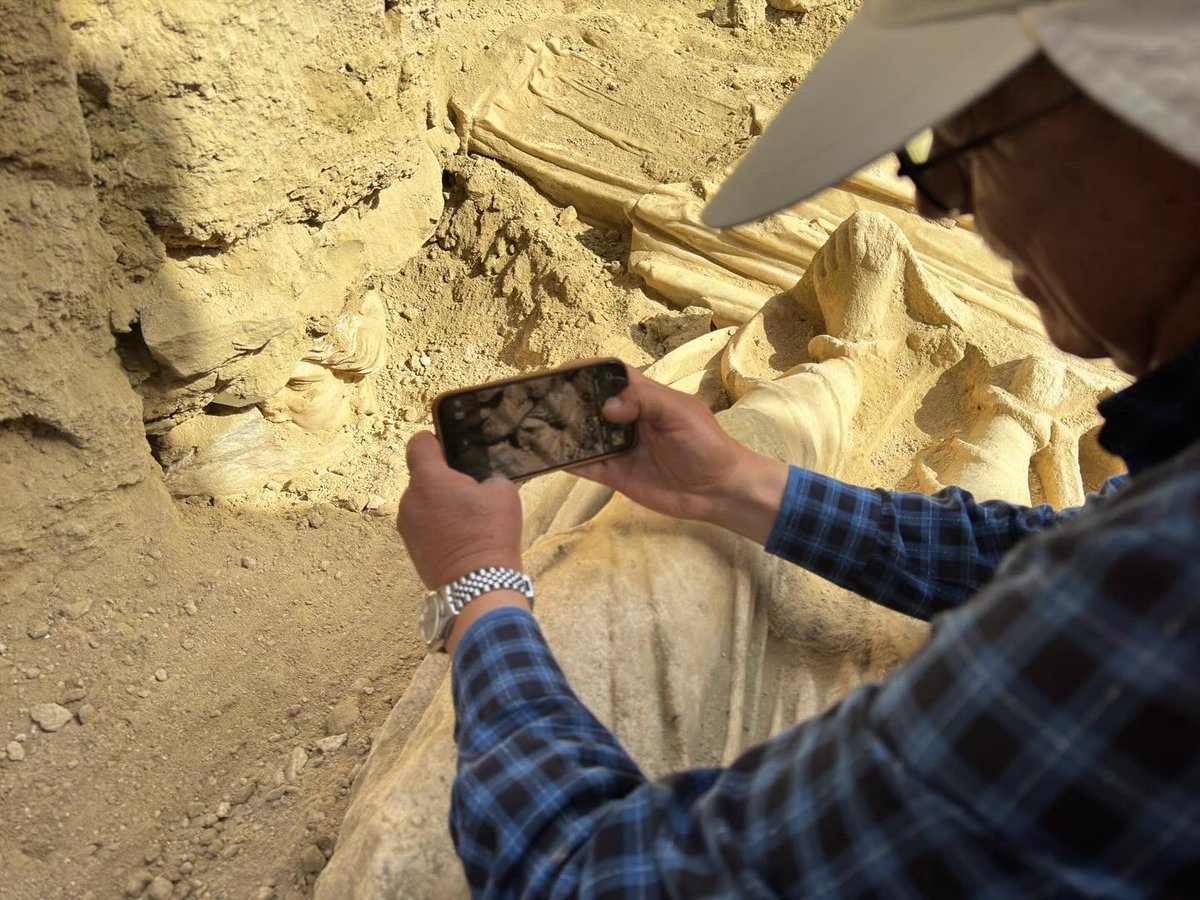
[0,2,858,898]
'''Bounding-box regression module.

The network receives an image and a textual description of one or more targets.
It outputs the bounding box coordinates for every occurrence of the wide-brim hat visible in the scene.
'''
[703,0,1200,228]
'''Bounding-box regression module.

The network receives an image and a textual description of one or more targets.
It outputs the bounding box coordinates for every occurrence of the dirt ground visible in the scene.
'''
[0,2,860,898]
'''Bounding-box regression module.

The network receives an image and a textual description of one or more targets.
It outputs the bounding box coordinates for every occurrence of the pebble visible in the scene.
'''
[26,621,49,640]
[155,668,169,682]
[59,598,92,620]
[146,876,174,900]
[215,801,231,819]
[30,702,73,733]
[335,494,368,514]
[231,781,257,805]
[400,306,418,321]
[62,687,88,703]
[299,844,327,875]
[181,638,196,652]
[284,746,309,783]
[186,801,206,819]
[315,734,347,754]
[326,698,360,736]
[6,741,25,762]
[239,556,258,570]
[365,500,399,518]
[78,704,98,725]
[184,600,198,616]
[307,509,325,529]
[123,869,153,898]
[284,475,320,496]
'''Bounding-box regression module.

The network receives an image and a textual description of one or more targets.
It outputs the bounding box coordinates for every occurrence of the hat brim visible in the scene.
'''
[702,7,1039,228]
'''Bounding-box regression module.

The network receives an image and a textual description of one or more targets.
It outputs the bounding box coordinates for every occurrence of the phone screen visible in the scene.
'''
[435,360,637,482]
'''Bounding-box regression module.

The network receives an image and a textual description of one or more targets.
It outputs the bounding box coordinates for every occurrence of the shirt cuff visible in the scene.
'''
[451,607,576,753]
[765,465,838,558]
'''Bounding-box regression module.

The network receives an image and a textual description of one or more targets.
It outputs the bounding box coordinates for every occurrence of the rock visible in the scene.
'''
[750,102,773,136]
[62,687,89,703]
[123,869,154,898]
[335,494,368,514]
[78,704,98,725]
[59,598,93,620]
[284,746,309,783]
[300,844,327,875]
[713,0,766,29]
[285,474,322,496]
[146,875,174,900]
[315,734,348,754]
[215,801,231,819]
[307,509,325,529]
[30,703,73,732]
[769,0,836,10]
[365,500,399,518]
[186,801,206,819]
[231,781,257,805]
[25,621,49,640]
[326,698,360,736]
[155,668,169,682]
[6,741,25,762]
[181,638,196,651]
[239,556,258,570]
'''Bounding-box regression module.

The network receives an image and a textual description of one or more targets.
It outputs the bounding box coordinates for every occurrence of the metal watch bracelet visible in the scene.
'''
[420,566,534,652]
[446,567,534,615]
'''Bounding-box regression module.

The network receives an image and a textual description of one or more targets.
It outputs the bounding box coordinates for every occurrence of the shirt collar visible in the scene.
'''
[1098,341,1200,477]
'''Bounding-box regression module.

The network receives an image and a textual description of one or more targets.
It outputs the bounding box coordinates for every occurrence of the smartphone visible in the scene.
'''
[432,358,638,482]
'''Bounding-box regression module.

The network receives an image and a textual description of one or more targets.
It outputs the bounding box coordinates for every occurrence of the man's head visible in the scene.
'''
[704,0,1200,376]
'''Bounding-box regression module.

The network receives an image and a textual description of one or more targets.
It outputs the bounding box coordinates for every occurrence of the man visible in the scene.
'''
[399,0,1200,895]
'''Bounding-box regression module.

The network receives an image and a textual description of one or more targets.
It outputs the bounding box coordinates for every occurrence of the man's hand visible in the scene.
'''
[574,368,789,544]
[398,432,527,654]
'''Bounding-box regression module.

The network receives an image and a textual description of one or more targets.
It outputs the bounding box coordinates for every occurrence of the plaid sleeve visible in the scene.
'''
[450,471,1194,899]
[765,466,1129,621]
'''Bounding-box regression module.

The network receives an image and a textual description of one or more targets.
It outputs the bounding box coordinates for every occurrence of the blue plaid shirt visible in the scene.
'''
[450,343,1200,898]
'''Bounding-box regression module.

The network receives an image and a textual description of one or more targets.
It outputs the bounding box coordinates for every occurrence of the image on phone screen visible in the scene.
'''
[437,361,636,482]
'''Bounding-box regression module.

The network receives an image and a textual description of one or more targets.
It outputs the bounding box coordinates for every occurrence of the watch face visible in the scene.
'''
[418,594,444,646]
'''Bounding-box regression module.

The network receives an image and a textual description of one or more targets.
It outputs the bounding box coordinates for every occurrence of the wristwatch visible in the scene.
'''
[419,566,535,652]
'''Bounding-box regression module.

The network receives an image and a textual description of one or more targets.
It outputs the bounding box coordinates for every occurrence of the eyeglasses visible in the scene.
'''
[895,91,1082,216]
